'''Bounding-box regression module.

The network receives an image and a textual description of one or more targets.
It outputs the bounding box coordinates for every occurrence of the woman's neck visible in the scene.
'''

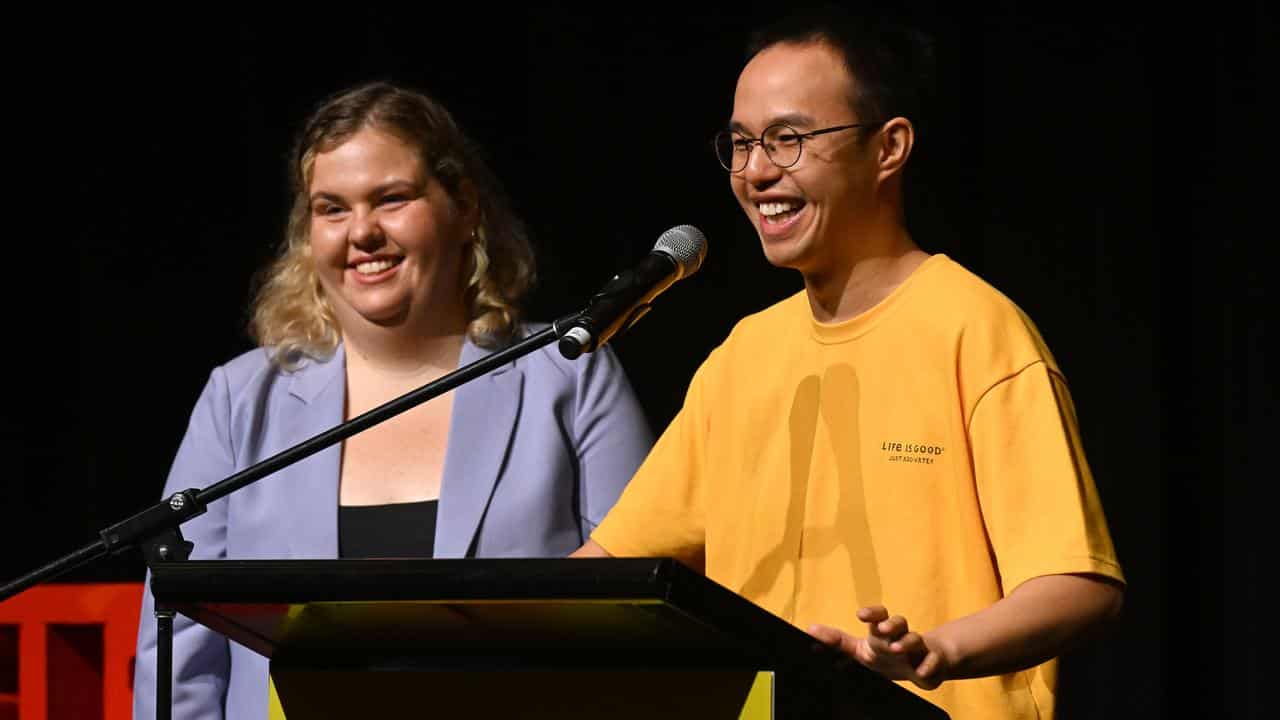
[340,310,468,381]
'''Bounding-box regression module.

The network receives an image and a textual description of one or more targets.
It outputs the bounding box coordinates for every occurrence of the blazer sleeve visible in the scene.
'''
[133,367,235,720]
[570,345,654,537]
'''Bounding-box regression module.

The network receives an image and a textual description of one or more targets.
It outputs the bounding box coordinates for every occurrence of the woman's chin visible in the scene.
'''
[345,304,412,330]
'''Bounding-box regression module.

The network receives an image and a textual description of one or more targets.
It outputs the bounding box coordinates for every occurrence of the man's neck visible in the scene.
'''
[802,225,929,324]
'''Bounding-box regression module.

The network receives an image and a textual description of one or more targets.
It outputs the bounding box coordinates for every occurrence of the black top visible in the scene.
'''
[338,500,438,559]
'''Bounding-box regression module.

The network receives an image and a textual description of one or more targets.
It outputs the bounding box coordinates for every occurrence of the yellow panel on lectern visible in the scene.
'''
[268,676,284,720]
[739,672,774,719]
[268,668,773,719]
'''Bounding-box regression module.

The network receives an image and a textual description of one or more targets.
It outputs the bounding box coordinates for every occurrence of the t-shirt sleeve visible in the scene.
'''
[969,361,1125,594]
[590,351,718,568]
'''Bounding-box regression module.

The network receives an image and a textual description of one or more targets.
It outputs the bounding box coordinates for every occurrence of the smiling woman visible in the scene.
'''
[129,82,655,720]
[253,83,533,365]
[307,127,474,332]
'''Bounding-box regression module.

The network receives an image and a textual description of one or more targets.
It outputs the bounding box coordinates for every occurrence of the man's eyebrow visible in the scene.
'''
[770,112,817,128]
[728,112,818,134]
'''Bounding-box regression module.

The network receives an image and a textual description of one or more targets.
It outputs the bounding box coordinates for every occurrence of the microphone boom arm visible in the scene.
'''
[0,324,569,602]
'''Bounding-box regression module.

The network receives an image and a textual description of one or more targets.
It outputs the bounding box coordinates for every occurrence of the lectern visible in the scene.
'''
[151,558,949,719]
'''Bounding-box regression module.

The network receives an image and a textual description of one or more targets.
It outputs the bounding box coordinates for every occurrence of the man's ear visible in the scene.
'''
[877,116,915,183]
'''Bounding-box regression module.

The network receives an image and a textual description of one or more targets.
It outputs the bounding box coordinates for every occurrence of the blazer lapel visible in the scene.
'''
[278,346,345,559]
[434,339,524,558]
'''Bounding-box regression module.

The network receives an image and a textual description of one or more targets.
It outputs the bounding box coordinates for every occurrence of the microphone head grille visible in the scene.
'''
[654,225,708,277]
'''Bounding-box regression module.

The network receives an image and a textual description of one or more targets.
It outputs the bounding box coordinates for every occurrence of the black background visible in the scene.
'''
[4,3,1270,718]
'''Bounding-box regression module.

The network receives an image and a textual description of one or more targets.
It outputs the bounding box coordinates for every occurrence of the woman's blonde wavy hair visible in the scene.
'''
[249,82,535,367]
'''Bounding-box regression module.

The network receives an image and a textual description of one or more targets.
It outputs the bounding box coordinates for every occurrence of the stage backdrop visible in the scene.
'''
[4,3,1269,719]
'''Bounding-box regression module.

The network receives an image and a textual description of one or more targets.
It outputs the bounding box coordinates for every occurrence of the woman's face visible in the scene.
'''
[307,126,473,331]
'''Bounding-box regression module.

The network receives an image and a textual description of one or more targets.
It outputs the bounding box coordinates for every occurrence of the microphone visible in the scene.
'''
[557,224,707,359]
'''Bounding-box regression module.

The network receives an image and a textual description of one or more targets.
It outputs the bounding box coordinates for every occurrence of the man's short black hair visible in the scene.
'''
[746,4,936,138]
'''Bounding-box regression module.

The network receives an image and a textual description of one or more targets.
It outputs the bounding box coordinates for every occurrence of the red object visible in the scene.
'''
[0,583,142,720]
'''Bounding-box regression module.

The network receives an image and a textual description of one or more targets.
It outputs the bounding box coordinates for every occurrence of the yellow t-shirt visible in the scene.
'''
[592,254,1124,720]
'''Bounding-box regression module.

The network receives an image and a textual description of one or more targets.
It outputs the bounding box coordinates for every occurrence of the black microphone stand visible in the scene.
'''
[0,317,581,720]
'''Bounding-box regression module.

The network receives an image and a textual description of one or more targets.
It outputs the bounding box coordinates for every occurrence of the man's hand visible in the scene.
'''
[809,573,1123,689]
[809,606,949,690]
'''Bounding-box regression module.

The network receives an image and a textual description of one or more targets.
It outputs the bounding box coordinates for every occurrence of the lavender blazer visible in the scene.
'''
[133,329,653,720]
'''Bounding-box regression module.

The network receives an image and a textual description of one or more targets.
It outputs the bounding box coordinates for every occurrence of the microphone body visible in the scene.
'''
[558,225,707,359]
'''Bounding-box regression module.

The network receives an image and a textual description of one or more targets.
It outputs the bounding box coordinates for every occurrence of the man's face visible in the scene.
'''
[729,41,881,276]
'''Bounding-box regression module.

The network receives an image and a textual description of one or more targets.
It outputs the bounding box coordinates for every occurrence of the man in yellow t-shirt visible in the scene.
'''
[575,8,1124,720]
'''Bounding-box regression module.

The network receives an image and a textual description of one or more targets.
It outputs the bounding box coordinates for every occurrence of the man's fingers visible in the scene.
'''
[915,650,941,677]
[808,624,841,648]
[852,636,878,666]
[857,605,888,624]
[913,650,945,690]
[875,615,909,640]
[808,624,856,654]
[889,631,925,656]
[864,627,897,655]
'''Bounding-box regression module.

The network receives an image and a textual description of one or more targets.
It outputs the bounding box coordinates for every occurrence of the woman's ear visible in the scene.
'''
[455,177,482,228]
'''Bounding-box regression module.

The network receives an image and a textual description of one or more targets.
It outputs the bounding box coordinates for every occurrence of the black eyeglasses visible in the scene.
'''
[713,122,884,172]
